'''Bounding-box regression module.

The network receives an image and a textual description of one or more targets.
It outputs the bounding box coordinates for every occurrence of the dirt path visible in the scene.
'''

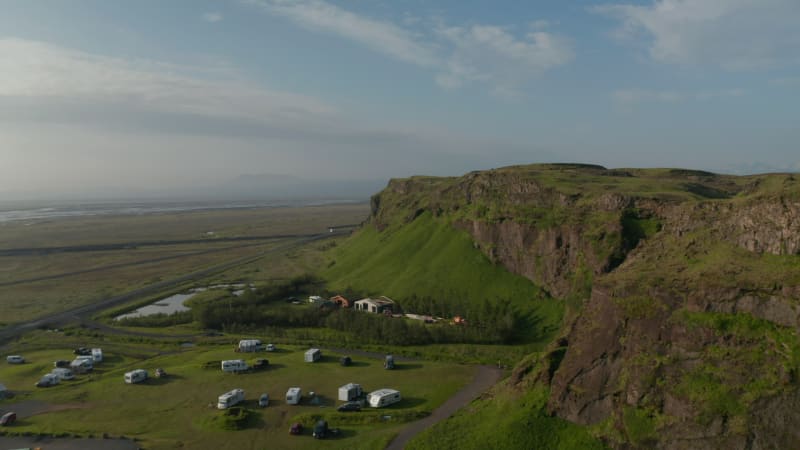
[385,365,503,450]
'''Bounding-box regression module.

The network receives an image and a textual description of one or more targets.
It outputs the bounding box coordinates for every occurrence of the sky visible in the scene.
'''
[1,0,799,199]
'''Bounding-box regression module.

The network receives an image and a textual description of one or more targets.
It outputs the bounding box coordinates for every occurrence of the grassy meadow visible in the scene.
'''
[0,331,473,450]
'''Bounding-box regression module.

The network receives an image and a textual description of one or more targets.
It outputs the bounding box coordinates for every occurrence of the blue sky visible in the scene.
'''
[1,0,799,196]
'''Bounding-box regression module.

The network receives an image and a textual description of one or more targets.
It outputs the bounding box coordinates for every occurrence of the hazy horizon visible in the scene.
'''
[2,0,799,199]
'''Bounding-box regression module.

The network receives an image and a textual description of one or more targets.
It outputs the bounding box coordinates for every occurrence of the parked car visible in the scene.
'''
[73,347,91,356]
[340,356,352,366]
[155,368,167,378]
[337,401,362,412]
[0,412,16,426]
[312,420,329,439]
[266,343,276,352]
[259,393,269,407]
[6,355,24,364]
[289,422,303,435]
[54,359,70,368]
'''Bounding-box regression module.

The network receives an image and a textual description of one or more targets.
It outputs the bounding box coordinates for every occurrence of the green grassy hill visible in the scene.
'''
[322,212,563,346]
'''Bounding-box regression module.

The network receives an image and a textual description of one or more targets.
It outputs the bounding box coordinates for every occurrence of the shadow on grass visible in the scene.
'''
[347,360,370,368]
[144,373,185,386]
[392,363,423,371]
[392,397,426,409]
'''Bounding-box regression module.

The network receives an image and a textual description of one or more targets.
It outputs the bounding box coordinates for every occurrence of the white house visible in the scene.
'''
[354,296,395,314]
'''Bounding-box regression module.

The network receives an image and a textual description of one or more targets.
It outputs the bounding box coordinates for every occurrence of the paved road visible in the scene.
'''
[384,365,503,450]
[0,232,340,344]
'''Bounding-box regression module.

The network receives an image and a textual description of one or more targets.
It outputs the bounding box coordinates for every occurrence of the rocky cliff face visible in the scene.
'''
[367,164,800,449]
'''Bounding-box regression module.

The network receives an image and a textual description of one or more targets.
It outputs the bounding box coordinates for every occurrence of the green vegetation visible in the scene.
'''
[322,213,563,347]
[0,337,472,449]
[622,407,657,445]
[406,384,605,450]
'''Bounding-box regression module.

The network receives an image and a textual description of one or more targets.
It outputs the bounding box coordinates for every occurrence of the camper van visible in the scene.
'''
[70,358,93,373]
[338,383,363,402]
[91,348,103,363]
[304,348,321,363]
[35,373,60,388]
[221,359,248,373]
[367,389,402,408]
[217,388,245,409]
[51,367,75,381]
[6,355,24,364]
[124,369,148,384]
[238,339,263,352]
[286,387,302,405]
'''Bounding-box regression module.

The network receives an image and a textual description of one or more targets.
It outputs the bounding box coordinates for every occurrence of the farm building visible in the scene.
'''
[330,295,350,308]
[354,296,395,314]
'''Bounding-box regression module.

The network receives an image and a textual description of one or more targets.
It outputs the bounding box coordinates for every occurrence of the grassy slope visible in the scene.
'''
[322,213,563,345]
[407,383,604,450]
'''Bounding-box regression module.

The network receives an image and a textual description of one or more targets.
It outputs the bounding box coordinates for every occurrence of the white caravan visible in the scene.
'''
[70,358,93,372]
[6,355,24,364]
[91,348,103,363]
[304,348,321,363]
[36,373,60,387]
[221,359,248,372]
[124,369,148,384]
[367,389,402,408]
[238,339,262,352]
[338,383,363,402]
[217,388,245,409]
[51,368,75,381]
[285,387,302,405]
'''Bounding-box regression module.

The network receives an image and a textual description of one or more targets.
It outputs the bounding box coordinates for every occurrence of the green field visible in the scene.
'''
[0,333,473,450]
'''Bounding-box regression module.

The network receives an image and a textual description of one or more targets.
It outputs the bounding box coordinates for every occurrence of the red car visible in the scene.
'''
[289,422,303,435]
[0,412,16,426]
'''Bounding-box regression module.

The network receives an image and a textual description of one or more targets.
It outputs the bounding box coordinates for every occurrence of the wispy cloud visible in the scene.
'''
[613,87,745,107]
[595,0,800,70]
[202,12,223,23]
[246,0,572,95]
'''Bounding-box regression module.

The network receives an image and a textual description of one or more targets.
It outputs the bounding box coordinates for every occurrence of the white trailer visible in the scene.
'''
[338,383,363,402]
[304,348,321,363]
[221,359,249,372]
[124,369,148,384]
[217,388,245,409]
[51,367,75,381]
[238,339,262,352]
[286,387,302,405]
[91,348,103,363]
[36,373,60,387]
[367,389,402,408]
[70,358,93,372]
